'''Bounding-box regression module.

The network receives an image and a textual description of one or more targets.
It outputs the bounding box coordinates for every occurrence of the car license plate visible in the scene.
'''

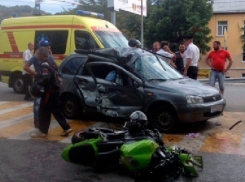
[211,104,223,113]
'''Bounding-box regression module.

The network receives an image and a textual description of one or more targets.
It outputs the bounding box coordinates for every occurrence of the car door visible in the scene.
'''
[74,53,121,108]
[86,61,145,117]
[74,69,99,108]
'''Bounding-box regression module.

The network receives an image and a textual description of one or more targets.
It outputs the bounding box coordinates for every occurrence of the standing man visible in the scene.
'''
[206,41,233,95]
[157,41,176,68]
[183,35,200,79]
[29,47,72,138]
[23,42,34,100]
[23,40,56,130]
[174,43,185,75]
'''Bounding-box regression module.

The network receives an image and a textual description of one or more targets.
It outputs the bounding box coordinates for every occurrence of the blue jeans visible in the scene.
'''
[209,69,225,91]
[34,98,40,128]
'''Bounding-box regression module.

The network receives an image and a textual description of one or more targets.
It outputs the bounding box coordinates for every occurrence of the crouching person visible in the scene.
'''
[30,47,72,138]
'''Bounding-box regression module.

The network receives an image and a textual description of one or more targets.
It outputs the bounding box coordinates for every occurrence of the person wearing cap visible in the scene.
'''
[183,35,200,79]
[205,41,233,95]
[28,47,72,138]
[24,40,55,130]
[37,40,52,55]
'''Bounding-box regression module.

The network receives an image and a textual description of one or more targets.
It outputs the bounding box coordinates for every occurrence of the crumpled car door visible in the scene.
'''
[86,62,144,118]
[74,75,98,108]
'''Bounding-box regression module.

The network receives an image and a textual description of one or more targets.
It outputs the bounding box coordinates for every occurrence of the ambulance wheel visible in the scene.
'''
[13,74,25,94]
[61,94,82,119]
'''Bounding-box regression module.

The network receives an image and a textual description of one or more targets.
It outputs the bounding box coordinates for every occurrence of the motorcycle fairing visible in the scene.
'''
[120,139,159,172]
[61,136,102,166]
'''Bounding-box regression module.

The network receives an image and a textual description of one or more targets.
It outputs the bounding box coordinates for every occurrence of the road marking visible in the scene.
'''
[0,113,33,129]
[1,101,245,156]
[0,102,33,115]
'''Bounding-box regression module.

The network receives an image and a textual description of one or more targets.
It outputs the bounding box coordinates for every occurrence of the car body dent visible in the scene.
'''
[85,61,144,117]
[59,48,226,130]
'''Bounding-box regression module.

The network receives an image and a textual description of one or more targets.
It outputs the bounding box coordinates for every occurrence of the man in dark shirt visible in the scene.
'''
[28,47,72,138]
[174,43,185,75]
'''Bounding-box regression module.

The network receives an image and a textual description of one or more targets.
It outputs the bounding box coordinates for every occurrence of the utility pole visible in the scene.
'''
[34,0,42,15]
[141,0,143,48]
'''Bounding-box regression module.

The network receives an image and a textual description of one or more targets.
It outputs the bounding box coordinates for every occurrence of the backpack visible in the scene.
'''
[47,60,62,89]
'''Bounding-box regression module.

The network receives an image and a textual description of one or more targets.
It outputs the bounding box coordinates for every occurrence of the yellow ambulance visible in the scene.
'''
[0,10,128,93]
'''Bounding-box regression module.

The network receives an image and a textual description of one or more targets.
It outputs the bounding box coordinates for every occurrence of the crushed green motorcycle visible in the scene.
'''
[61,127,203,181]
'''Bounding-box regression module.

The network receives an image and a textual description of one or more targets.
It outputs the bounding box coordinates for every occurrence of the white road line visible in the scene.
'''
[9,119,62,140]
[0,101,10,105]
[0,113,33,129]
[9,119,74,140]
[0,103,33,115]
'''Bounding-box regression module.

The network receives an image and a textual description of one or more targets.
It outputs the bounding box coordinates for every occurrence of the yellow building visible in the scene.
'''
[198,0,245,78]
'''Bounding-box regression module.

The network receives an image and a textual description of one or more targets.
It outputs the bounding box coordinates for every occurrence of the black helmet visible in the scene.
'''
[128,38,141,48]
[29,82,44,98]
[125,111,148,131]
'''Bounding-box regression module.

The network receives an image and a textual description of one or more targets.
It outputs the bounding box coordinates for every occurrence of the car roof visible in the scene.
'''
[75,47,154,66]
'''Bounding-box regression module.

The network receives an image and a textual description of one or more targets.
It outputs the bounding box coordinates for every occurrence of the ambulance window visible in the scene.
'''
[35,30,68,54]
[75,31,99,50]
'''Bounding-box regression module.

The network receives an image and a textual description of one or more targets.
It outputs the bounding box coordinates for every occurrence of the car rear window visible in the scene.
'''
[61,57,85,75]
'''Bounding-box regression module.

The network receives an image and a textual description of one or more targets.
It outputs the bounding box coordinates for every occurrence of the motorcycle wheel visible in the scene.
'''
[71,129,99,144]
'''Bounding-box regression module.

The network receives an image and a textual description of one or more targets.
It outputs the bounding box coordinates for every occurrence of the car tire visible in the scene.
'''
[61,95,82,119]
[151,106,177,133]
[13,74,25,94]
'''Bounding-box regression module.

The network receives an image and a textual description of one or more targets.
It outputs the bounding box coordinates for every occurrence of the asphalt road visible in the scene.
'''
[1,82,245,182]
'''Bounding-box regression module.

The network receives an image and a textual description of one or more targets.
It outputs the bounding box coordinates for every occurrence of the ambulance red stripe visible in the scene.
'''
[2,25,86,30]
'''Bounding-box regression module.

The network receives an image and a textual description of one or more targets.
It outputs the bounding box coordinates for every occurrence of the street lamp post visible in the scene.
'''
[141,0,144,48]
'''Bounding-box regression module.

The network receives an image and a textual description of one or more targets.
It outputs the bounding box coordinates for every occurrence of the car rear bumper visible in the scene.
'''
[176,99,226,122]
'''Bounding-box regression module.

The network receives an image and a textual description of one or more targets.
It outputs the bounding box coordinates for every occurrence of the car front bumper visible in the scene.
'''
[176,99,226,122]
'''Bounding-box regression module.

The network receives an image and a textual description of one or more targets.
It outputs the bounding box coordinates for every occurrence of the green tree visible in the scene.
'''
[0,5,46,22]
[145,0,213,53]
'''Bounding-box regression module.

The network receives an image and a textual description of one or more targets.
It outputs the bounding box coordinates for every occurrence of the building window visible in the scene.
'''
[242,73,245,77]
[217,21,227,36]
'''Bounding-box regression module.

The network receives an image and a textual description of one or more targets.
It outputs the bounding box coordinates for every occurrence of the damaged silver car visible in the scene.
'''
[59,47,226,133]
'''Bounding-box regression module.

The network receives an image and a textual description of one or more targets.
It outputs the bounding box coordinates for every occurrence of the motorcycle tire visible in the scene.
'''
[71,129,99,144]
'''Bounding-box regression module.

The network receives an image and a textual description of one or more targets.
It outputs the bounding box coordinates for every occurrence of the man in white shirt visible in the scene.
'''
[183,35,200,80]
[23,42,34,100]
[156,41,176,68]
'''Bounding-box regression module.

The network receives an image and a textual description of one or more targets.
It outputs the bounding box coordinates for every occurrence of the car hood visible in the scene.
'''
[149,78,219,96]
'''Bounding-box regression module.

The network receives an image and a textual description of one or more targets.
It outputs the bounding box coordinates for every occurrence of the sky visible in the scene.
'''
[0,0,78,14]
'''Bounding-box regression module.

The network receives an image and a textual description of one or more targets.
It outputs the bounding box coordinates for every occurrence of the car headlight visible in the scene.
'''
[186,95,204,104]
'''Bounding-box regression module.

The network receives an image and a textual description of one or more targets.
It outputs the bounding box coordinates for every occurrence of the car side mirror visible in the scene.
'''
[133,80,140,88]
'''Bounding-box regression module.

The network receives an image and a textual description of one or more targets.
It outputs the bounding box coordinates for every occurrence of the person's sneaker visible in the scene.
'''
[61,128,73,136]
[30,130,47,138]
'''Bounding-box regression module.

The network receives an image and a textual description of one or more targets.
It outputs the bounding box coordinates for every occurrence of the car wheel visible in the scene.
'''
[151,106,177,133]
[62,95,82,119]
[13,74,25,94]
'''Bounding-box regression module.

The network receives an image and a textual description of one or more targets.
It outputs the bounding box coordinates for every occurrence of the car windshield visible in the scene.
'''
[131,54,183,81]
[94,31,128,48]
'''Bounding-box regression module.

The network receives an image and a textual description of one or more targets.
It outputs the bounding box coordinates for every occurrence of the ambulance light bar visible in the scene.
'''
[76,10,104,19]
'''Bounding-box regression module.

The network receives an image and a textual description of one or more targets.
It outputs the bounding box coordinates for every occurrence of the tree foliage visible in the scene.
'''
[145,0,213,53]
[0,0,213,54]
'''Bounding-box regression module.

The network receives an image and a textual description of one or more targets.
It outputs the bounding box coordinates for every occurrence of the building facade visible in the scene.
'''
[198,0,245,78]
